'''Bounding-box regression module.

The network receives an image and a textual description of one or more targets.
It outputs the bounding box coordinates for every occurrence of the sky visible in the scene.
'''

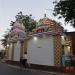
[0,0,75,49]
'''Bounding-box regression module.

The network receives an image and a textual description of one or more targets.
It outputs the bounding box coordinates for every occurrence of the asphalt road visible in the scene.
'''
[0,63,57,75]
[0,62,74,75]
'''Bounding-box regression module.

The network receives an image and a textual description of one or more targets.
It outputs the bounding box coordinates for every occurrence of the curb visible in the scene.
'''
[5,63,69,75]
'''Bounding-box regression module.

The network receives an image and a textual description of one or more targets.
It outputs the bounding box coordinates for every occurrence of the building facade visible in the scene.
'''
[27,16,63,66]
[6,15,65,67]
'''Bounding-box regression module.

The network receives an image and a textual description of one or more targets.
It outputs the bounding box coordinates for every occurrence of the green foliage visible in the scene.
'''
[1,34,9,47]
[15,11,37,31]
[10,21,15,26]
[53,0,75,27]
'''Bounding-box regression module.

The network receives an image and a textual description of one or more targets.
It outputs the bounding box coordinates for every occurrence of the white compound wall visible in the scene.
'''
[27,36,54,66]
[13,41,21,61]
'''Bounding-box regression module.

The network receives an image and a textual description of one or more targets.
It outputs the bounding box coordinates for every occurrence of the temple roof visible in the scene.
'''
[9,21,26,37]
[39,17,52,23]
[32,15,63,34]
[12,21,25,30]
[37,14,59,27]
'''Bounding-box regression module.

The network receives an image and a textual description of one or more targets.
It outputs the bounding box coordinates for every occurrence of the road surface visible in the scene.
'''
[0,63,55,75]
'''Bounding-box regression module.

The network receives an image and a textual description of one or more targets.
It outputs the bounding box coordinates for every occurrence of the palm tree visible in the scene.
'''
[1,34,9,47]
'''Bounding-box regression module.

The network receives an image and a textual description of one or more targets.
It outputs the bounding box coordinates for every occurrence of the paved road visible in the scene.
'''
[0,63,73,75]
[0,63,56,75]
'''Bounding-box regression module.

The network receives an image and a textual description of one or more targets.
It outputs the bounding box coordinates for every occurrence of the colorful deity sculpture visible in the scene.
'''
[8,21,26,42]
[32,15,63,35]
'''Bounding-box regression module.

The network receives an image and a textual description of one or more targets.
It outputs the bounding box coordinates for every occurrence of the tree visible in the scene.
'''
[10,21,15,26]
[53,0,75,27]
[1,34,9,47]
[15,11,37,31]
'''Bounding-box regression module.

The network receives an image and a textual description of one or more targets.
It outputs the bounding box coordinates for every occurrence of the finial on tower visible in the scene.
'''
[44,9,47,18]
[44,13,47,18]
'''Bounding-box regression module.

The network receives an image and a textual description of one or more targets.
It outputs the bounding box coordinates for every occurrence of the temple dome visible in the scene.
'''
[39,17,52,23]
[32,15,62,32]
[37,14,56,27]
[38,15,60,27]
[38,14,52,24]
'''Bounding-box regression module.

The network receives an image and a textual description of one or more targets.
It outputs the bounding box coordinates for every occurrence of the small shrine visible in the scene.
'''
[7,21,27,61]
[6,14,64,67]
[27,14,63,66]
